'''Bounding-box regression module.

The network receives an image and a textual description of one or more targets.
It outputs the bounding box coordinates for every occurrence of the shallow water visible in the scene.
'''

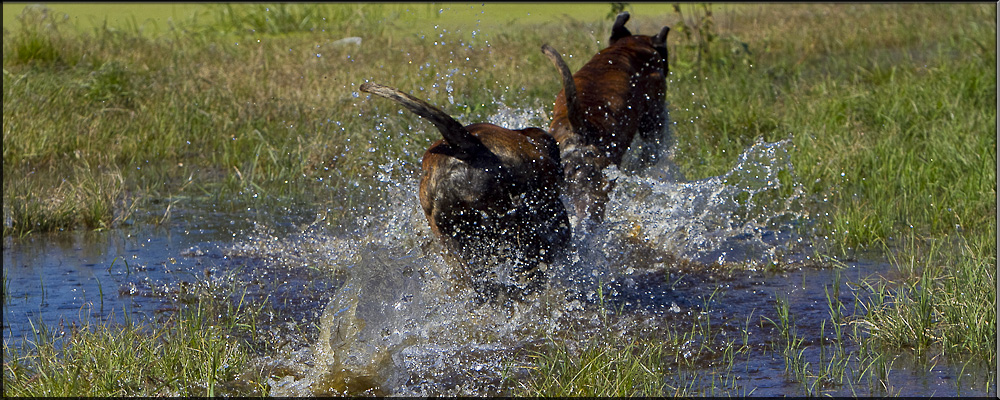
[2,206,310,345]
[3,106,995,396]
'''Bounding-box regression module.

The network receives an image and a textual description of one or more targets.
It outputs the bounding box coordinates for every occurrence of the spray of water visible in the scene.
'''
[221,94,813,395]
[608,136,810,267]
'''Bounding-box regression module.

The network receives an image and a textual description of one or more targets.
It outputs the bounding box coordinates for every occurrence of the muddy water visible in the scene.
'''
[3,105,995,396]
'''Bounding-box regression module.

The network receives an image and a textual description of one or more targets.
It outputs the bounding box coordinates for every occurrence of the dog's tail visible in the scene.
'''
[541,44,589,135]
[360,82,482,159]
[610,11,632,43]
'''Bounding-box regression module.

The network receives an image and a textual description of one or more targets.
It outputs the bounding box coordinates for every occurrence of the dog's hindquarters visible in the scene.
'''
[541,15,672,224]
[420,128,569,300]
[362,82,571,301]
[542,44,613,223]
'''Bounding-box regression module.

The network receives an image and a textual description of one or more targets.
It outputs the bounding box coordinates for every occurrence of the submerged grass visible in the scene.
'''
[2,2,996,396]
[515,289,766,396]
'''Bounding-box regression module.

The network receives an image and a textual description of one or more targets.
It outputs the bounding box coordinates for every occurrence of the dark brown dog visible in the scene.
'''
[543,11,670,224]
[359,82,571,302]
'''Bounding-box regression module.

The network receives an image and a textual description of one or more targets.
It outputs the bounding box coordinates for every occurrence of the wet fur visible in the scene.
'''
[543,12,670,224]
[360,82,571,302]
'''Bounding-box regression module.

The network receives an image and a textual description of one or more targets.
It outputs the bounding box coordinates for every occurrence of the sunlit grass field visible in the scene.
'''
[3,3,995,396]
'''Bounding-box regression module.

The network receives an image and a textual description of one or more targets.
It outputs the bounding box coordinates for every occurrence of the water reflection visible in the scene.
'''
[2,207,303,346]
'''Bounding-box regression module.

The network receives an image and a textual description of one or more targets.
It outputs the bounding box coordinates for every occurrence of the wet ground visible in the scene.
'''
[3,134,996,397]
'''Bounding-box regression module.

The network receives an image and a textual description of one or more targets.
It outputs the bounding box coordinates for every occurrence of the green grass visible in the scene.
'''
[2,295,269,397]
[2,160,139,236]
[513,288,753,396]
[2,2,996,397]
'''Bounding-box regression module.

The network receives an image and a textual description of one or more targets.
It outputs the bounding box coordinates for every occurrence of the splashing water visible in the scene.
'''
[224,99,816,396]
[608,136,810,267]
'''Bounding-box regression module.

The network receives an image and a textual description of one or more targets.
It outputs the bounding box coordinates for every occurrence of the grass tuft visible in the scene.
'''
[2,297,270,397]
[3,162,139,236]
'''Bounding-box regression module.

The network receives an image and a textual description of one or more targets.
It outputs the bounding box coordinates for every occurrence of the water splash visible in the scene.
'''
[607,137,810,267]
[237,102,813,396]
[485,100,549,129]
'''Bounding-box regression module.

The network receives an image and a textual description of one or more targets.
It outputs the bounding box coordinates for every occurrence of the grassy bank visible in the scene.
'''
[3,2,995,396]
[661,1,996,375]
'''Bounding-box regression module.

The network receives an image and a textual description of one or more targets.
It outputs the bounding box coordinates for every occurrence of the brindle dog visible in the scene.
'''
[543,11,669,225]
[359,82,571,302]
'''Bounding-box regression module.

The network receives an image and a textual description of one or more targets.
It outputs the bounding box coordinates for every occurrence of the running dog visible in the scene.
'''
[543,11,670,224]
[359,82,571,302]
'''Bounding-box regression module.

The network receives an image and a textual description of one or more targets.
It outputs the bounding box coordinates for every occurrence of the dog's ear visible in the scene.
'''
[610,11,631,43]
[653,26,669,51]
[653,26,670,74]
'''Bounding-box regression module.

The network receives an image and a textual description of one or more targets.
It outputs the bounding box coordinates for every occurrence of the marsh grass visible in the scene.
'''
[515,288,760,396]
[2,161,139,237]
[2,2,996,396]
[2,296,269,397]
[3,3,609,233]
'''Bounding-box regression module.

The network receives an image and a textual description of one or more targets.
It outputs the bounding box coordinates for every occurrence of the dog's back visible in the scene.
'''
[544,12,669,223]
[419,123,568,265]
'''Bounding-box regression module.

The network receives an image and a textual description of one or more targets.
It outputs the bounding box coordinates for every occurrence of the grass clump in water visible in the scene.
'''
[2,297,271,397]
[513,289,757,397]
[858,233,997,363]
[519,335,667,396]
[2,162,139,237]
